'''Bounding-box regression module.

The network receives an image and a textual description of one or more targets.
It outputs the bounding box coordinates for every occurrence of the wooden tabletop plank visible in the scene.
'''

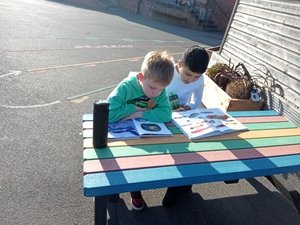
[83,135,300,160]
[83,154,300,197]
[81,110,279,123]
[236,116,288,123]
[82,116,289,130]
[83,128,300,148]
[245,121,297,130]
[228,110,279,117]
[82,121,297,138]
[83,144,300,174]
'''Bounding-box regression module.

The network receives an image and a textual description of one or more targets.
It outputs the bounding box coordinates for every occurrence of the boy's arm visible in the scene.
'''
[141,90,172,122]
[187,89,202,109]
[107,84,136,123]
[187,78,204,109]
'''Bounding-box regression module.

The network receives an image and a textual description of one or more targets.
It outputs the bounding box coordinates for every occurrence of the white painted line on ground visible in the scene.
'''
[0,70,22,78]
[0,101,61,109]
[27,52,183,72]
[66,85,117,100]
[27,57,144,72]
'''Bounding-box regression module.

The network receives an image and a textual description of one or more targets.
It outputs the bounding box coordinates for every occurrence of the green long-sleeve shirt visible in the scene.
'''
[107,72,172,123]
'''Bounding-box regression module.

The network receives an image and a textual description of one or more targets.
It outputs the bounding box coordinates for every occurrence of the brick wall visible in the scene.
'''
[140,1,197,28]
[67,0,236,31]
[116,0,236,31]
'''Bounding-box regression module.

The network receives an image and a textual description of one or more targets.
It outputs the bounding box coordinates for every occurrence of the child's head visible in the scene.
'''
[139,51,174,98]
[177,45,209,84]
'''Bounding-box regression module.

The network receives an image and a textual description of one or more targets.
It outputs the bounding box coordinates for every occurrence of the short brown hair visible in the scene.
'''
[141,51,174,86]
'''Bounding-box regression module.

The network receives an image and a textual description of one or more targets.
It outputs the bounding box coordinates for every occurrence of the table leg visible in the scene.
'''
[107,195,120,225]
[95,196,108,225]
[109,194,120,203]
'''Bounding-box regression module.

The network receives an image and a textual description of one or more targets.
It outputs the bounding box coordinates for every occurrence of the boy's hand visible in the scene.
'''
[123,111,142,120]
[135,106,148,112]
[122,106,149,120]
[174,105,191,111]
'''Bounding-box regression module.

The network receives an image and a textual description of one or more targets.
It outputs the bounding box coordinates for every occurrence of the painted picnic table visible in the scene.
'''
[82,110,300,225]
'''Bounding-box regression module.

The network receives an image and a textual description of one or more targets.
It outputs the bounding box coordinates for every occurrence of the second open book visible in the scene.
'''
[172,108,247,140]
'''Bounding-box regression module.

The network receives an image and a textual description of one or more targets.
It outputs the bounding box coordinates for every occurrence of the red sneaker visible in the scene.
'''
[130,191,145,210]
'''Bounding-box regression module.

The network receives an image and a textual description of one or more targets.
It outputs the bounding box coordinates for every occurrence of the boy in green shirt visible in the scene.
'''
[107,50,174,210]
[107,51,174,123]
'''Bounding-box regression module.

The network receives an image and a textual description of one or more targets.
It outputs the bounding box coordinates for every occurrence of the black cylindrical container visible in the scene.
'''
[93,100,110,148]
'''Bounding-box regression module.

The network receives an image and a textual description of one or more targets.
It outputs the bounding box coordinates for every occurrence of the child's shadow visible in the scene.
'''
[107,192,206,225]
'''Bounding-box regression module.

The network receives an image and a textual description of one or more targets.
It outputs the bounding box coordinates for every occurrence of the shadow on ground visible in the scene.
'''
[46,0,224,46]
[105,178,300,225]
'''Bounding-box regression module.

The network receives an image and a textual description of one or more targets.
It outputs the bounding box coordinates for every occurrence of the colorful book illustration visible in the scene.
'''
[108,118,172,139]
[172,108,248,140]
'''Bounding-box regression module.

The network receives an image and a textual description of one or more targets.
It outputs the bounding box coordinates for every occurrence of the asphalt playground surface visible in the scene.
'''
[1,0,300,224]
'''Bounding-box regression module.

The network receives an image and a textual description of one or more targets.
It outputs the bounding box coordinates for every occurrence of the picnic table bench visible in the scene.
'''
[82,110,300,225]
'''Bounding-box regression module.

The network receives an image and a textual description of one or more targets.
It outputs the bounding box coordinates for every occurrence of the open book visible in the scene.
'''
[108,118,172,139]
[172,108,247,140]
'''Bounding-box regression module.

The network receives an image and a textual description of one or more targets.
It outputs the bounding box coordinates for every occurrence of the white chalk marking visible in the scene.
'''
[0,101,61,109]
[0,70,22,78]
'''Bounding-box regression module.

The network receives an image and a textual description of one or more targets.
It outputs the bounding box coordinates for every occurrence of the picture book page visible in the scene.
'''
[172,110,218,139]
[108,120,139,139]
[108,118,172,139]
[172,108,247,140]
[133,118,173,137]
